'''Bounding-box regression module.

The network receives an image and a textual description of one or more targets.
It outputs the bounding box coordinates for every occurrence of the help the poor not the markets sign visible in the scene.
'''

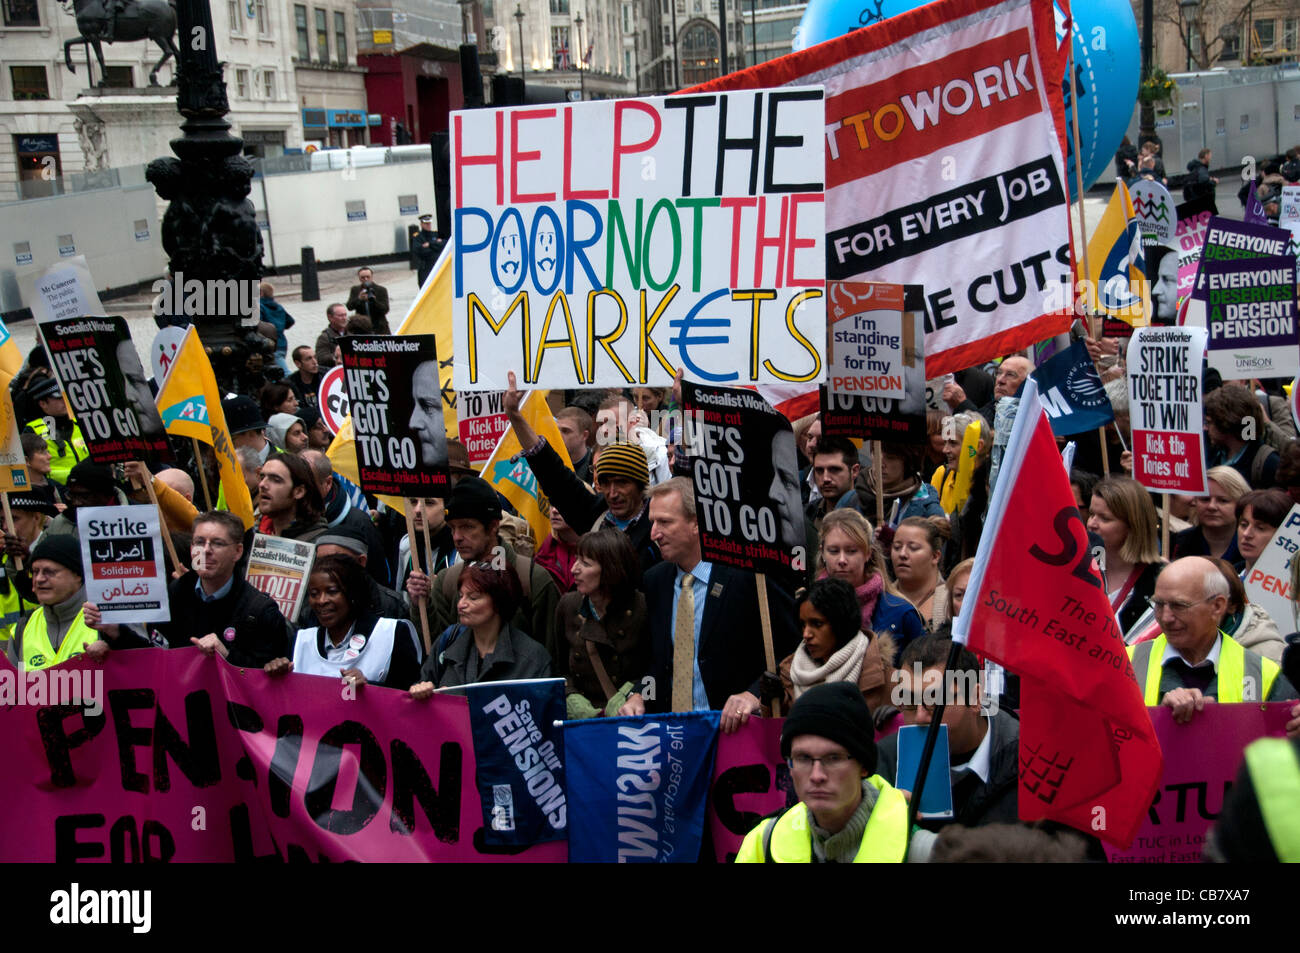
[450,90,827,391]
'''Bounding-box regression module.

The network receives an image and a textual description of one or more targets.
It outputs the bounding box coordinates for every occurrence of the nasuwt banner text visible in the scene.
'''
[450,90,827,391]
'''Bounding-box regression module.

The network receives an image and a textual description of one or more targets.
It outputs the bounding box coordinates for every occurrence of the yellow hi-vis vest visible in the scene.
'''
[734,775,909,863]
[25,416,88,485]
[1244,738,1300,862]
[1127,633,1280,705]
[18,607,97,671]
[0,574,36,644]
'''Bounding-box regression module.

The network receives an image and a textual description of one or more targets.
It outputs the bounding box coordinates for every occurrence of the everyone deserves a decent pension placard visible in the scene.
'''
[450,90,826,391]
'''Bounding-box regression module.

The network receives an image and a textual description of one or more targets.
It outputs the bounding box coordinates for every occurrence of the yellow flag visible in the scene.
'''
[396,245,458,440]
[155,326,255,529]
[480,391,572,545]
[1085,182,1151,327]
[0,316,22,378]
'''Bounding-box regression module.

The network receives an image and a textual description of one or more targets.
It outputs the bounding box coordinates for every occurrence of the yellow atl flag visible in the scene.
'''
[327,244,458,516]
[481,391,572,545]
[1085,182,1151,327]
[155,326,255,529]
[0,318,29,492]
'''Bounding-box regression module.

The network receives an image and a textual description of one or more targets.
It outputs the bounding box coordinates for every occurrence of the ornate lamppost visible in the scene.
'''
[145,0,272,393]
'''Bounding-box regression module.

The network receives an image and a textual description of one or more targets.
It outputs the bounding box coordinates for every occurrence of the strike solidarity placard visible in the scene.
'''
[38,315,173,464]
[693,0,1071,375]
[77,505,169,624]
[682,382,803,584]
[820,283,927,442]
[450,90,827,391]
[1127,327,1208,495]
[1203,256,1299,380]
[341,335,450,497]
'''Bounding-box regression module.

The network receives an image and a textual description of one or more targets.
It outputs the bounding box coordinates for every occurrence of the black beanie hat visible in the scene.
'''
[445,476,502,526]
[780,681,877,775]
[66,461,117,498]
[31,534,84,579]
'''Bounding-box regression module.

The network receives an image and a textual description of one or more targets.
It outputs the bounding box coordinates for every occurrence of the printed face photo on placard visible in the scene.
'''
[682,382,803,583]
[38,315,173,464]
[341,335,449,497]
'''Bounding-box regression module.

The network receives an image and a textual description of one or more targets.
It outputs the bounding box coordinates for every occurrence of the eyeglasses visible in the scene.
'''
[1146,596,1214,615]
[192,538,234,550]
[788,753,854,772]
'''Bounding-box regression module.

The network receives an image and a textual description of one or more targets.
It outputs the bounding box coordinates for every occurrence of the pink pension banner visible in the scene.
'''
[0,649,566,862]
[706,718,789,862]
[1105,703,1291,863]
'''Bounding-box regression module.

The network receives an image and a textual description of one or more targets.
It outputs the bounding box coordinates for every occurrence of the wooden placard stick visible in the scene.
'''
[192,438,215,511]
[142,468,183,574]
[757,573,779,718]
[405,499,432,655]
[873,440,885,529]
[2,492,22,571]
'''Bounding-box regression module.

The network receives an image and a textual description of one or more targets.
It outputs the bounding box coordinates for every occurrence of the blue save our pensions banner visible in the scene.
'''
[462,678,568,847]
[564,712,721,863]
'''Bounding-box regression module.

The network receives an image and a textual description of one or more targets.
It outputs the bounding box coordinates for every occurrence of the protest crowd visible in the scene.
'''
[6,0,1300,868]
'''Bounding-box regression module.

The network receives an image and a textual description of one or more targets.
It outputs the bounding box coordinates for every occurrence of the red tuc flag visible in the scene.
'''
[953,378,1162,847]
[691,0,1074,376]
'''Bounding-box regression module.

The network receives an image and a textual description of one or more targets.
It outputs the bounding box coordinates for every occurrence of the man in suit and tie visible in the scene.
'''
[618,477,797,731]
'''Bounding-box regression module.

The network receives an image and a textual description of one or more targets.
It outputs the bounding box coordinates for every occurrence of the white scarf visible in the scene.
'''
[789,632,870,700]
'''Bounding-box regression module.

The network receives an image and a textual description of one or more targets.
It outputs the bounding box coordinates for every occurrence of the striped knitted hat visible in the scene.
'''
[595,442,649,487]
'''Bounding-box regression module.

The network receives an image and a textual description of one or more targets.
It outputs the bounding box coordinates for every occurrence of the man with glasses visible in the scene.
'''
[736,682,911,862]
[154,511,292,667]
[1129,557,1298,732]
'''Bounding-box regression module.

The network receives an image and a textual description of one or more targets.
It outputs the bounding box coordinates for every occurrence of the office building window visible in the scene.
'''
[1255,18,1275,50]
[315,8,329,60]
[262,69,275,98]
[10,65,48,99]
[228,0,243,33]
[102,65,133,87]
[294,5,309,59]
[550,0,569,11]
[2,0,40,26]
[335,11,347,62]
[552,26,571,67]
[681,21,718,84]
[255,0,270,35]
[235,68,249,97]
[1285,18,1297,52]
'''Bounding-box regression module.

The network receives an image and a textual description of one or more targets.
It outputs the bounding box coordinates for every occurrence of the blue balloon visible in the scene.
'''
[792,0,926,52]
[1065,0,1140,199]
[793,0,1140,201]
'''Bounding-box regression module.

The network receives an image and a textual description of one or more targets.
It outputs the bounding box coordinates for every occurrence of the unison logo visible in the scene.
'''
[49,883,151,933]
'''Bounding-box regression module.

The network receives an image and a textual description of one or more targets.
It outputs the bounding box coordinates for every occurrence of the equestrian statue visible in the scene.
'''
[61,0,181,87]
